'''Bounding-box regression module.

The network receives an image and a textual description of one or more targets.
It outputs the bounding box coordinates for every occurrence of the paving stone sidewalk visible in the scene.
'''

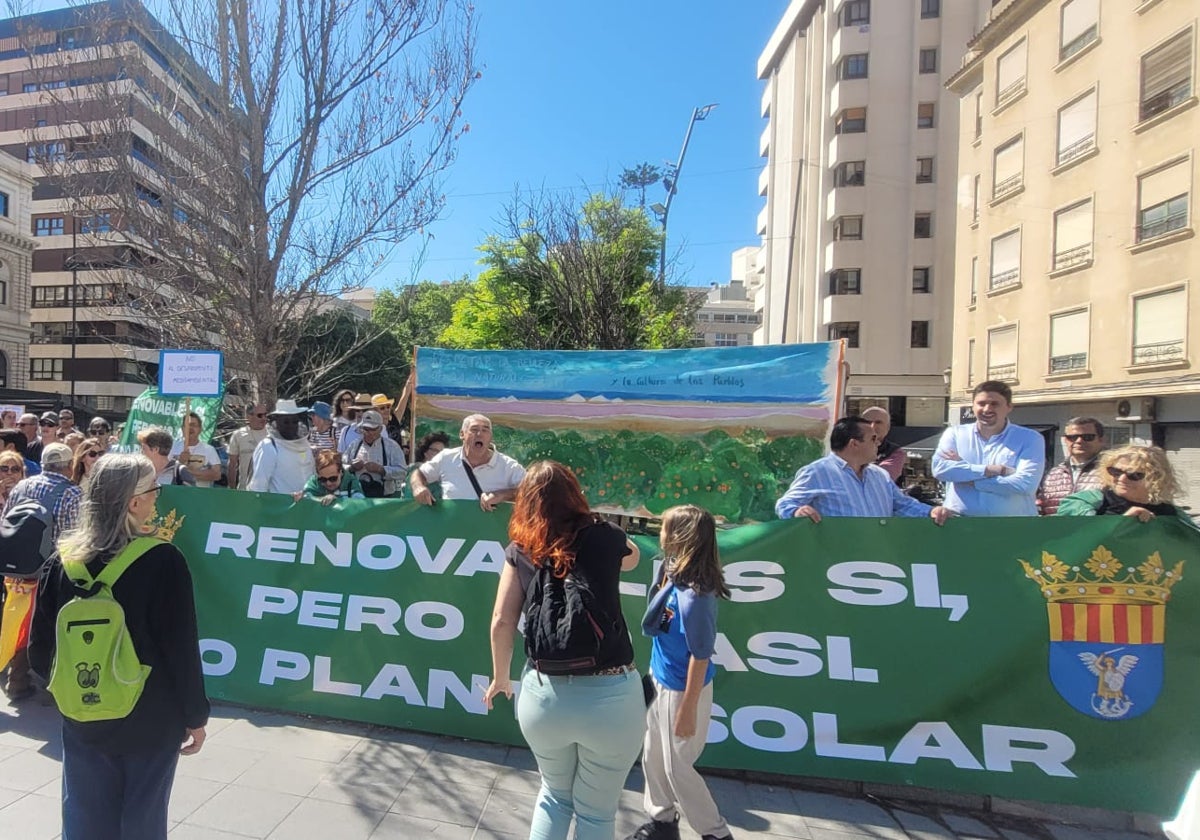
[0,691,1165,839]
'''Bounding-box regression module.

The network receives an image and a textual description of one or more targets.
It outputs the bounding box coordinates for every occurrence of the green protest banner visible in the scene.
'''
[116,387,224,450]
[161,486,1199,815]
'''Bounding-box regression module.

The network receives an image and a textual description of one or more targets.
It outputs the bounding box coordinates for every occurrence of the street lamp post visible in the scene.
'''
[69,218,77,405]
[652,104,717,288]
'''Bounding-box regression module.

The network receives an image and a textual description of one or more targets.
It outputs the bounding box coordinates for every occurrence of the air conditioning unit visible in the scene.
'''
[1115,397,1156,423]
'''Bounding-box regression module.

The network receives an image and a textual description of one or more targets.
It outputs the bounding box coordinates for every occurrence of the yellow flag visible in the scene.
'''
[0,577,36,672]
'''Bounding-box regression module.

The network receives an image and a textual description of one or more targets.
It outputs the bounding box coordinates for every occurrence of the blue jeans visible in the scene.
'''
[61,724,180,840]
[517,667,646,840]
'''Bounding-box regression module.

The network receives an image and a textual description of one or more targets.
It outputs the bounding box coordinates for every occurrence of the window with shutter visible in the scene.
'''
[1053,200,1094,270]
[987,326,1018,381]
[996,40,1027,107]
[989,230,1021,290]
[1056,90,1097,166]
[1049,309,1089,373]
[992,135,1023,200]
[1132,288,1186,365]
[1140,30,1193,121]
[1060,0,1098,61]
[1137,159,1190,242]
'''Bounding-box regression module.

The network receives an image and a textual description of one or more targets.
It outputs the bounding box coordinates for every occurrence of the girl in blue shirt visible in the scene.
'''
[631,505,733,840]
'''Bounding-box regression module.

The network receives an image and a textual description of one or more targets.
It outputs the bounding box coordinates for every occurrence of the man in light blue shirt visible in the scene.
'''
[776,416,953,524]
[932,381,1045,516]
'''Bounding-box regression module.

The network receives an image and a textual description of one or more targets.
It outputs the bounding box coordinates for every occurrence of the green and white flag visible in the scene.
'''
[116,387,224,450]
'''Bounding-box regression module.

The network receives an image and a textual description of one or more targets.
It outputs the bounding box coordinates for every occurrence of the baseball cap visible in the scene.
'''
[40,411,59,425]
[41,442,73,468]
[310,401,333,421]
[359,410,384,430]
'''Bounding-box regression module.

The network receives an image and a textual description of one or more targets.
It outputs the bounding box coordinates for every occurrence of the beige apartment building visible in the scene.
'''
[754,0,989,428]
[947,0,1200,502]
[0,153,35,389]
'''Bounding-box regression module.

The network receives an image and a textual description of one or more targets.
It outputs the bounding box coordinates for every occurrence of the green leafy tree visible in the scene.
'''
[441,192,700,350]
[373,278,473,366]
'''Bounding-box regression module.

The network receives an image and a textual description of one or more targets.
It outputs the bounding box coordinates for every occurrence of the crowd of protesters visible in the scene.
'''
[1,377,1193,840]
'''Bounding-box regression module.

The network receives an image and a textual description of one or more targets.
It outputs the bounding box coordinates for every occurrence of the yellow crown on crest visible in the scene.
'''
[1019,547,1184,605]
[151,509,186,543]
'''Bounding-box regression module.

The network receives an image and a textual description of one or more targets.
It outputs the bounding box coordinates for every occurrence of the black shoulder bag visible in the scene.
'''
[461,459,484,498]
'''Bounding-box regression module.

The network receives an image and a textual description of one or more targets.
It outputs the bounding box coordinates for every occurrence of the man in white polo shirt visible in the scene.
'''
[411,414,525,511]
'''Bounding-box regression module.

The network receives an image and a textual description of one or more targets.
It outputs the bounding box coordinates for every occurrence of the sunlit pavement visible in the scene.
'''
[0,690,1164,839]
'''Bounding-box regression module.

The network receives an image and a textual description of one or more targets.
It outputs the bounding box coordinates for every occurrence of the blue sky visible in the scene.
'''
[384,1,790,290]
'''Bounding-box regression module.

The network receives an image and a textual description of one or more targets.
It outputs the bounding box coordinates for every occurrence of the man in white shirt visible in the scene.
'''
[138,427,195,487]
[169,411,222,488]
[411,414,525,511]
[345,410,407,498]
[228,402,268,489]
[248,399,316,495]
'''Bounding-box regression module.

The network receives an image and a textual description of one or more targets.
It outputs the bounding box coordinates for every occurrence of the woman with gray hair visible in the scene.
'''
[30,454,209,840]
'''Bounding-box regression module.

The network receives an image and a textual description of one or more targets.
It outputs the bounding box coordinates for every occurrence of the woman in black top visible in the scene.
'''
[31,454,209,840]
[484,460,644,840]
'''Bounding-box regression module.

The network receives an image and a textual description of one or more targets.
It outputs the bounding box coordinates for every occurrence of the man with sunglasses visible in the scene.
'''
[87,417,115,450]
[1037,417,1107,516]
[228,402,269,490]
[57,409,76,439]
[17,413,42,463]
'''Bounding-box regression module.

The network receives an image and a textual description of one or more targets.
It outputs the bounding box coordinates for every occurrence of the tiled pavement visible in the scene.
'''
[0,691,1166,839]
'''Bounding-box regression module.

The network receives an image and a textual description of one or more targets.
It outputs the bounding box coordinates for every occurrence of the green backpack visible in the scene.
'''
[47,537,161,722]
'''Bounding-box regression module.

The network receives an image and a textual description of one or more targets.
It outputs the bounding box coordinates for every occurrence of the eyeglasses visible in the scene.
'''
[338,397,353,404]
[1064,433,1098,442]
[136,485,162,497]
[83,450,101,459]
[0,464,20,474]
[252,412,267,418]
[39,421,56,427]
[90,425,110,433]
[17,421,34,427]
[317,474,342,484]
[1107,466,1146,482]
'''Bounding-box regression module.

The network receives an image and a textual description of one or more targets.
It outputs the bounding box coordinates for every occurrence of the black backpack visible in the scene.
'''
[523,561,621,675]
[0,482,72,579]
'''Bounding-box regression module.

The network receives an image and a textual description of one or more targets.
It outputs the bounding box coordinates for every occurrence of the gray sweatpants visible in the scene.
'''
[642,677,729,838]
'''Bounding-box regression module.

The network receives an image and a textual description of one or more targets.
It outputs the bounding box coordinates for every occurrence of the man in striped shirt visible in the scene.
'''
[776,416,953,524]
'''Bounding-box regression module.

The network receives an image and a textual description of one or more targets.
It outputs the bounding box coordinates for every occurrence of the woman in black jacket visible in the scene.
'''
[31,453,209,840]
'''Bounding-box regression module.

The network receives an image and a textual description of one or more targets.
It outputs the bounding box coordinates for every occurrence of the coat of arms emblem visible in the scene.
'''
[1020,547,1184,721]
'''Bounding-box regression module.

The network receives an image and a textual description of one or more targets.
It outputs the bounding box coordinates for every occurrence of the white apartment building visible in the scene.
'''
[754,0,989,427]
[693,247,764,347]
[947,0,1200,503]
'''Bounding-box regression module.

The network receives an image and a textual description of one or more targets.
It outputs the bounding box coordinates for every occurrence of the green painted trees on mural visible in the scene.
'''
[414,421,822,522]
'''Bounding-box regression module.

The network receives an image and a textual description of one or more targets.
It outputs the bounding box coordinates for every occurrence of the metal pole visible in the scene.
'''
[657,105,716,289]
[70,219,77,405]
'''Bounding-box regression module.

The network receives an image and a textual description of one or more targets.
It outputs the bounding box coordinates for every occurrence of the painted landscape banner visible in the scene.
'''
[164,486,1200,816]
[412,345,843,522]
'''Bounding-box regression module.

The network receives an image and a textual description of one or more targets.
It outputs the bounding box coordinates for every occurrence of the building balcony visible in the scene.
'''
[1056,135,1095,167]
[995,80,1026,111]
[986,363,1017,382]
[831,23,870,61]
[1136,209,1189,244]
[760,125,770,158]
[756,205,768,236]
[758,166,769,197]
[1049,353,1088,374]
[1140,84,1192,122]
[1053,244,1092,272]
[988,269,1020,292]
[826,187,866,220]
[1132,340,1184,366]
[992,173,1023,203]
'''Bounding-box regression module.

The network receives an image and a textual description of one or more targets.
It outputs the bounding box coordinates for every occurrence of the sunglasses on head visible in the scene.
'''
[1107,466,1145,482]
[1064,433,1098,442]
